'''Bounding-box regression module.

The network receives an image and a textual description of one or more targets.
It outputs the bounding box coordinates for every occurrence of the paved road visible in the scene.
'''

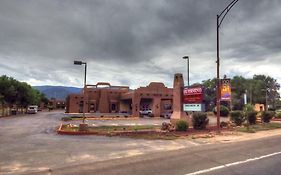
[33,134,281,175]
[0,111,199,175]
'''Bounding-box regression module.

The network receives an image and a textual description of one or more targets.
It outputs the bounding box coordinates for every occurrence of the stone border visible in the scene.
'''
[56,124,232,137]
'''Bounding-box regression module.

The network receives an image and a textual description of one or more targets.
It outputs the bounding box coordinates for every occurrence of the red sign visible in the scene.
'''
[183,87,204,103]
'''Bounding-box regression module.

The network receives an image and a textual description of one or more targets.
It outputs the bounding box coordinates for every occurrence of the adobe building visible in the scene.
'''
[49,98,66,109]
[255,103,265,112]
[66,82,173,117]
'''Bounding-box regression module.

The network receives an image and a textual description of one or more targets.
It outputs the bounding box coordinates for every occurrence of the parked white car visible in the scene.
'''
[27,105,38,114]
[139,109,153,117]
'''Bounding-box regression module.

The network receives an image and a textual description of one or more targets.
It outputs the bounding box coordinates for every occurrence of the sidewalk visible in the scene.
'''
[193,124,281,144]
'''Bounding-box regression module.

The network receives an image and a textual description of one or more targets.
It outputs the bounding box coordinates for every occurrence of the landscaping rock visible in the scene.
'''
[161,122,174,131]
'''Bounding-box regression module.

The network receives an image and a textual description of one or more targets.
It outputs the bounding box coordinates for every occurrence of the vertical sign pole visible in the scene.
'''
[216,15,221,133]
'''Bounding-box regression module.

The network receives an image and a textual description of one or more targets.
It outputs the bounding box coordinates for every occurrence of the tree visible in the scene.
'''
[202,78,216,111]
[231,76,248,110]
[0,75,49,115]
[253,75,280,110]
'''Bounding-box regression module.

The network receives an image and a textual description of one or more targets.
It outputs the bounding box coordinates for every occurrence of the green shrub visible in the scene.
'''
[175,120,188,131]
[275,112,281,118]
[243,104,255,112]
[192,112,209,130]
[230,111,245,126]
[261,111,275,123]
[243,104,256,125]
[246,111,257,125]
[220,121,228,128]
[213,105,229,117]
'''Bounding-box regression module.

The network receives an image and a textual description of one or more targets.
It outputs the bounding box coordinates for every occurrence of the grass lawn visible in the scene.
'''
[236,122,281,133]
[59,124,181,140]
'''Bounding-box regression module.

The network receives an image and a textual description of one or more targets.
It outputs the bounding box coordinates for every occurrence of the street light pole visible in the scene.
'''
[265,89,268,111]
[216,0,239,133]
[183,56,190,87]
[216,14,221,133]
[74,60,87,124]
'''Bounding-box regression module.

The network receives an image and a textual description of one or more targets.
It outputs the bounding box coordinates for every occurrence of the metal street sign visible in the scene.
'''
[183,103,205,112]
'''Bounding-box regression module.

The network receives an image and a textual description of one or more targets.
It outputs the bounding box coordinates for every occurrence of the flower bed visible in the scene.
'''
[57,123,232,140]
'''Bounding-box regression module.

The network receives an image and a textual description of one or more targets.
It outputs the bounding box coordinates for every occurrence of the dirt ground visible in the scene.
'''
[193,124,281,144]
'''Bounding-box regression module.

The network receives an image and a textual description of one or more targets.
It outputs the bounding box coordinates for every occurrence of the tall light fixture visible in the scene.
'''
[74,60,87,123]
[216,0,239,132]
[182,56,190,87]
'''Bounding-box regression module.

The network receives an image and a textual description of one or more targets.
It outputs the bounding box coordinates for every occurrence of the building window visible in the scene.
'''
[90,104,95,111]
[111,104,116,111]
[164,104,172,110]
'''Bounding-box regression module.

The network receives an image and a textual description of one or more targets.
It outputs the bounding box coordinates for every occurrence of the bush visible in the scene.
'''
[175,120,188,131]
[243,104,256,125]
[213,105,229,117]
[243,104,255,112]
[220,121,228,128]
[230,111,245,126]
[261,111,275,123]
[275,112,281,118]
[245,111,257,125]
[192,112,209,130]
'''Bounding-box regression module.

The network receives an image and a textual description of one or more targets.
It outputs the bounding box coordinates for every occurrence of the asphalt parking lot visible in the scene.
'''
[0,111,202,175]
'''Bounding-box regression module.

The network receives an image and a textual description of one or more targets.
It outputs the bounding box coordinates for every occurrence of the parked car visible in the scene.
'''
[27,105,38,114]
[139,109,153,117]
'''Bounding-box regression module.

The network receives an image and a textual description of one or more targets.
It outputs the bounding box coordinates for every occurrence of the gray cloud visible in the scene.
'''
[0,0,281,88]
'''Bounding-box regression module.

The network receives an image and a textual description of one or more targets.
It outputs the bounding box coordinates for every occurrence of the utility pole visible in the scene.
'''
[216,0,239,133]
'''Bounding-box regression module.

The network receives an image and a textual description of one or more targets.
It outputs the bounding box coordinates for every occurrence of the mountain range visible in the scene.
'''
[33,86,81,100]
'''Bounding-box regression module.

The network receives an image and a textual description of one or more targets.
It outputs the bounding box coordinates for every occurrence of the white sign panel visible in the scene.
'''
[183,103,205,112]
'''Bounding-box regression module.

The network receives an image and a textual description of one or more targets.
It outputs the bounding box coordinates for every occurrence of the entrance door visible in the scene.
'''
[90,103,95,113]
[79,101,83,113]
[111,103,117,113]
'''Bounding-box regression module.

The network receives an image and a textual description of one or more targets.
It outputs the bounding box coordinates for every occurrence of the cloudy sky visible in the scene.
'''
[1,0,281,89]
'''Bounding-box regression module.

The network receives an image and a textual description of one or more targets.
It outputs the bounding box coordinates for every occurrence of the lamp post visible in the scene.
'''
[216,0,239,133]
[182,56,190,87]
[265,88,268,111]
[74,60,87,123]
